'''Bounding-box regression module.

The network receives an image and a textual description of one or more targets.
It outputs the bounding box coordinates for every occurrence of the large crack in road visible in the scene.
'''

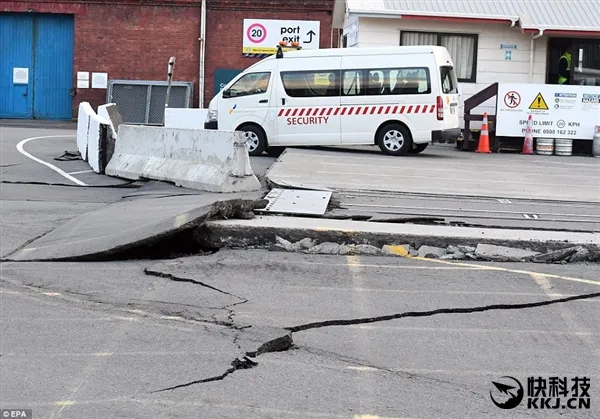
[148,266,600,393]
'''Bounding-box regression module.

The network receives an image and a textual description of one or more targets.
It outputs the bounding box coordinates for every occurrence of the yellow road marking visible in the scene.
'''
[405,254,600,287]
[55,401,74,407]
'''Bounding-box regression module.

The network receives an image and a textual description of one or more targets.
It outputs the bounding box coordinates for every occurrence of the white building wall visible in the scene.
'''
[345,16,549,128]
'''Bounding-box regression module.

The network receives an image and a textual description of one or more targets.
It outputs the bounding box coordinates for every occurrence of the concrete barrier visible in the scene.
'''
[98,103,124,165]
[76,102,93,161]
[164,108,208,129]
[105,125,261,192]
[75,101,111,174]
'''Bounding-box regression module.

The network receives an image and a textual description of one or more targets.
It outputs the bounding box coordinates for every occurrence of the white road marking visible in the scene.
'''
[16,135,87,186]
[67,169,94,175]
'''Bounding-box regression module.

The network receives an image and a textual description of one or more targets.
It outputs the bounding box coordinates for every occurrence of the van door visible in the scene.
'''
[218,71,274,135]
[440,66,460,130]
[275,57,342,146]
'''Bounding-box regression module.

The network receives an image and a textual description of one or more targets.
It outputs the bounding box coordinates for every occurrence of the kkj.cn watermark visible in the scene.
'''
[490,376,591,410]
[1,410,33,418]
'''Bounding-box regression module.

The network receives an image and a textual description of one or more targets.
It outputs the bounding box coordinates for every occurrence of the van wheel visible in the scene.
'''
[409,143,429,154]
[377,123,412,156]
[238,124,266,156]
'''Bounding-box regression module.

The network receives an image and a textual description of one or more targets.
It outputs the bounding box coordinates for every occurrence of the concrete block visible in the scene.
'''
[76,101,111,174]
[417,245,447,258]
[164,108,208,129]
[98,103,124,163]
[87,113,110,174]
[105,125,261,193]
[76,102,93,161]
[475,244,540,262]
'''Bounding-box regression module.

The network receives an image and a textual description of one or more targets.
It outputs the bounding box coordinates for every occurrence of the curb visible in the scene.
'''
[201,216,600,263]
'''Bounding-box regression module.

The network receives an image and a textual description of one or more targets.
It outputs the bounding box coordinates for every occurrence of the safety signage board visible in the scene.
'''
[242,19,320,55]
[496,83,600,140]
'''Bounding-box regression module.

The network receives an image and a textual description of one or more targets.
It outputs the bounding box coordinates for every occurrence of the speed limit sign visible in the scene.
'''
[247,23,267,44]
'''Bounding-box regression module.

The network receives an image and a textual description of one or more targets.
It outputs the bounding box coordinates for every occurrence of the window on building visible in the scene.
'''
[342,67,431,96]
[224,72,270,98]
[400,31,478,83]
[280,70,341,97]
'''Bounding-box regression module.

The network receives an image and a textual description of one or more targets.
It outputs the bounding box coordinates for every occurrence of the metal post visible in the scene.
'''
[165,56,176,111]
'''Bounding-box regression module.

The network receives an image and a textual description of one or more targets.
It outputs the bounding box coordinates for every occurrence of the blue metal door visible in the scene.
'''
[34,14,74,119]
[0,14,34,118]
[0,13,74,119]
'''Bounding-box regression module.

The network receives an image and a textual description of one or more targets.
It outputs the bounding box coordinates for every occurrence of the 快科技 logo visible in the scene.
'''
[490,376,524,409]
[490,375,591,410]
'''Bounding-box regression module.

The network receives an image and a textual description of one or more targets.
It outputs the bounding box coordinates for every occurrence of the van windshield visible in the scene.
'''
[440,66,458,94]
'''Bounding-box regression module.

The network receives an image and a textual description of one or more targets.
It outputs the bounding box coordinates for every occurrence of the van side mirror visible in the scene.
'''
[222,89,231,98]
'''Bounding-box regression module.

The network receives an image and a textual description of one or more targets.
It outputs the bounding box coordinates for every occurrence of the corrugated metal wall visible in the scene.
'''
[0,13,74,120]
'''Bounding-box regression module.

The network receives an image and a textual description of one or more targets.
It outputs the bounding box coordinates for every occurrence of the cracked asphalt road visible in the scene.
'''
[2,126,600,418]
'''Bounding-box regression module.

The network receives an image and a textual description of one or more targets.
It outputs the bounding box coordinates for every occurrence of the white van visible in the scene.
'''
[205,45,461,156]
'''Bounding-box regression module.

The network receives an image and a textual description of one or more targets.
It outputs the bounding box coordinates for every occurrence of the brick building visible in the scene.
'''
[0,0,337,120]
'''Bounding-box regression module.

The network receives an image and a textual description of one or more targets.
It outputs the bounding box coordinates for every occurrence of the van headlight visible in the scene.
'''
[207,110,218,122]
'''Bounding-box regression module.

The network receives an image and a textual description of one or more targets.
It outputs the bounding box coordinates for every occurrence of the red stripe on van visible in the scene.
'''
[400,106,406,113]
[284,109,291,117]
[298,108,306,116]
[429,104,435,113]
[407,106,413,113]
[422,105,428,113]
[414,105,421,113]
[319,108,327,116]
[370,107,377,114]
[291,108,299,116]
[362,107,369,114]
[341,108,349,115]
[385,106,391,114]
[334,108,341,116]
[327,108,333,116]
[392,106,398,113]
[377,106,384,114]
[278,109,285,117]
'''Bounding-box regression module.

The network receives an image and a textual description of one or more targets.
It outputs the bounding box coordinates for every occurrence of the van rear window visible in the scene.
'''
[441,66,458,94]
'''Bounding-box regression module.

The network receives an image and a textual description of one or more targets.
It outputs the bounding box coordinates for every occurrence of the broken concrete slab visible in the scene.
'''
[418,245,447,259]
[533,247,580,264]
[266,147,600,203]
[4,192,265,262]
[475,244,540,262]
[201,216,600,262]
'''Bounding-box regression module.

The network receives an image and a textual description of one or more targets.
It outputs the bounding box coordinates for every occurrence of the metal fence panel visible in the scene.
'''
[106,80,193,125]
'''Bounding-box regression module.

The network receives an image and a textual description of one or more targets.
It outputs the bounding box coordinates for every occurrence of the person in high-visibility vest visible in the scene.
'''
[558,47,572,85]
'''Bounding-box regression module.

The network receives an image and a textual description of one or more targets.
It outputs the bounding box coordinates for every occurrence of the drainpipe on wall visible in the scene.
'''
[199,0,207,108]
[529,29,544,83]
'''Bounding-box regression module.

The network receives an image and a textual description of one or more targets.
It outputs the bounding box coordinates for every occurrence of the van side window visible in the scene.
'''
[389,68,431,95]
[340,67,431,96]
[281,70,340,97]
[343,70,362,96]
[440,66,458,94]
[225,72,271,98]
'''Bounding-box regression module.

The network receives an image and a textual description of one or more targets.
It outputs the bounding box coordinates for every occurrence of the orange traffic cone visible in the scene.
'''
[476,112,491,153]
[522,114,534,155]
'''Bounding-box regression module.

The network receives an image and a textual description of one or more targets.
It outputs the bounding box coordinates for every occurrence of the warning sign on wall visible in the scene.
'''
[529,92,549,110]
